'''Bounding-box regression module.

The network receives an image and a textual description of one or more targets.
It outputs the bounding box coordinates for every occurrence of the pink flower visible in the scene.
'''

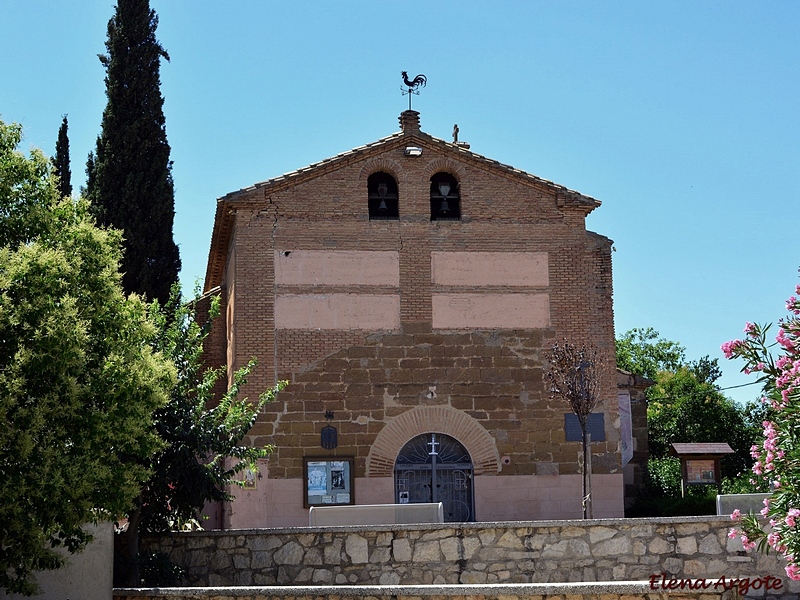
[786,563,800,581]
[777,329,796,351]
[728,528,738,539]
[721,339,743,359]
[730,509,741,521]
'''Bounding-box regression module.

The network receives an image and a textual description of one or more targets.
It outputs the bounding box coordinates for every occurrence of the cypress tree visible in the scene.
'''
[86,0,180,305]
[52,115,72,198]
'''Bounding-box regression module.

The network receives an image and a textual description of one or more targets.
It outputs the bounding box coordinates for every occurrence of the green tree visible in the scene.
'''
[647,367,757,477]
[115,286,287,586]
[52,115,71,198]
[616,328,759,482]
[0,119,174,596]
[86,0,180,305]
[615,326,685,379]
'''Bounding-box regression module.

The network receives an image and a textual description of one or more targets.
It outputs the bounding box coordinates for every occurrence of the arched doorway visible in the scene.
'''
[394,432,475,522]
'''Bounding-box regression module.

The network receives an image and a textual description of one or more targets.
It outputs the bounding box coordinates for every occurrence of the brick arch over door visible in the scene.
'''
[366,405,500,477]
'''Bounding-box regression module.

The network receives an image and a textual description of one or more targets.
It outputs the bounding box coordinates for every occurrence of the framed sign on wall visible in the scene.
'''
[303,456,354,508]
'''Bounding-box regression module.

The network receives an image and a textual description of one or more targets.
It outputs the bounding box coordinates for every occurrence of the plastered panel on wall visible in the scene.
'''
[431,251,549,287]
[432,293,550,329]
[276,294,401,330]
[275,250,400,286]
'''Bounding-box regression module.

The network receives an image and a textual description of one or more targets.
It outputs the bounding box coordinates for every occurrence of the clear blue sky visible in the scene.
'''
[2,1,798,404]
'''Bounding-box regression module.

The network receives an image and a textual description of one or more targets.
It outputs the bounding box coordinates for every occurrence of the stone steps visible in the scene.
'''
[114,581,737,600]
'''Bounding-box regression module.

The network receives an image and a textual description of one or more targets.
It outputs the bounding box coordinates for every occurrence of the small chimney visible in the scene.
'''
[399,110,421,134]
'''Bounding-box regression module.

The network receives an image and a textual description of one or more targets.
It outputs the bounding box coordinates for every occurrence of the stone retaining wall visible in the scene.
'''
[143,517,798,599]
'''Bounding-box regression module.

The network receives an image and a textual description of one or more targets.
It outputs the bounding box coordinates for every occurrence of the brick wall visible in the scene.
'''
[203,112,618,521]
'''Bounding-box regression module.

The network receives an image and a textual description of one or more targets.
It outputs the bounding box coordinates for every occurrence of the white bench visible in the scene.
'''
[308,503,444,526]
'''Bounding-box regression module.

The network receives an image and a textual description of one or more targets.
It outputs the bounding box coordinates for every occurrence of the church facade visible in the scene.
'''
[201,110,626,527]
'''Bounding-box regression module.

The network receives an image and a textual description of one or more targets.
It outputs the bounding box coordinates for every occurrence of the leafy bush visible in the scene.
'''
[647,456,682,497]
[139,551,184,587]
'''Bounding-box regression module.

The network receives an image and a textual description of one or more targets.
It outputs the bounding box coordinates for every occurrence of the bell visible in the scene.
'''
[378,199,388,211]
[440,198,450,214]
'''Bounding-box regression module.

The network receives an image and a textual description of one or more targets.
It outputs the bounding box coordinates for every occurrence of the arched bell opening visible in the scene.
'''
[368,171,399,220]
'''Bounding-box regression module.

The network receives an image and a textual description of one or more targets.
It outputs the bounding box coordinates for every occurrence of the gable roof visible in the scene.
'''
[670,443,735,456]
[204,111,602,291]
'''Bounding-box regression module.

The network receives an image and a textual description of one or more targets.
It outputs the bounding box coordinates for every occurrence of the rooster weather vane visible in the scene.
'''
[401,71,427,111]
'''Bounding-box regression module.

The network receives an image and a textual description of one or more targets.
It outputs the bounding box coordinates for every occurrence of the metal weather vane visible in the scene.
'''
[401,71,427,110]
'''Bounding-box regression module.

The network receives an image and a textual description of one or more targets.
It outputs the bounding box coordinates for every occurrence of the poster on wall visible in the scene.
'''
[686,459,716,484]
[618,391,633,467]
[303,457,354,507]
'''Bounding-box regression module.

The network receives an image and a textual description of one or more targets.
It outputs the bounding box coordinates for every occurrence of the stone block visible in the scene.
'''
[304,547,323,565]
[372,572,401,587]
[392,537,412,562]
[497,530,526,548]
[649,536,673,554]
[699,532,723,555]
[588,526,618,543]
[593,535,631,556]
[675,522,709,535]
[663,556,683,574]
[460,570,488,584]
[253,572,277,585]
[369,547,391,563]
[207,572,232,586]
[251,549,275,569]
[541,539,569,559]
[232,553,251,569]
[419,528,456,542]
[463,535,482,559]
[273,541,305,565]
[323,538,344,565]
[344,534,369,564]
[208,552,233,571]
[413,540,443,562]
[440,536,461,561]
[676,536,698,555]
[312,568,333,583]
[233,571,253,585]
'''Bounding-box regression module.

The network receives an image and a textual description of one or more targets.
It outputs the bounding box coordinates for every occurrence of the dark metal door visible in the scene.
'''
[394,433,474,522]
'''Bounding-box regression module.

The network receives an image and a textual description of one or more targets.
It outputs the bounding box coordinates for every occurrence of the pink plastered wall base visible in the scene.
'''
[224,474,623,528]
